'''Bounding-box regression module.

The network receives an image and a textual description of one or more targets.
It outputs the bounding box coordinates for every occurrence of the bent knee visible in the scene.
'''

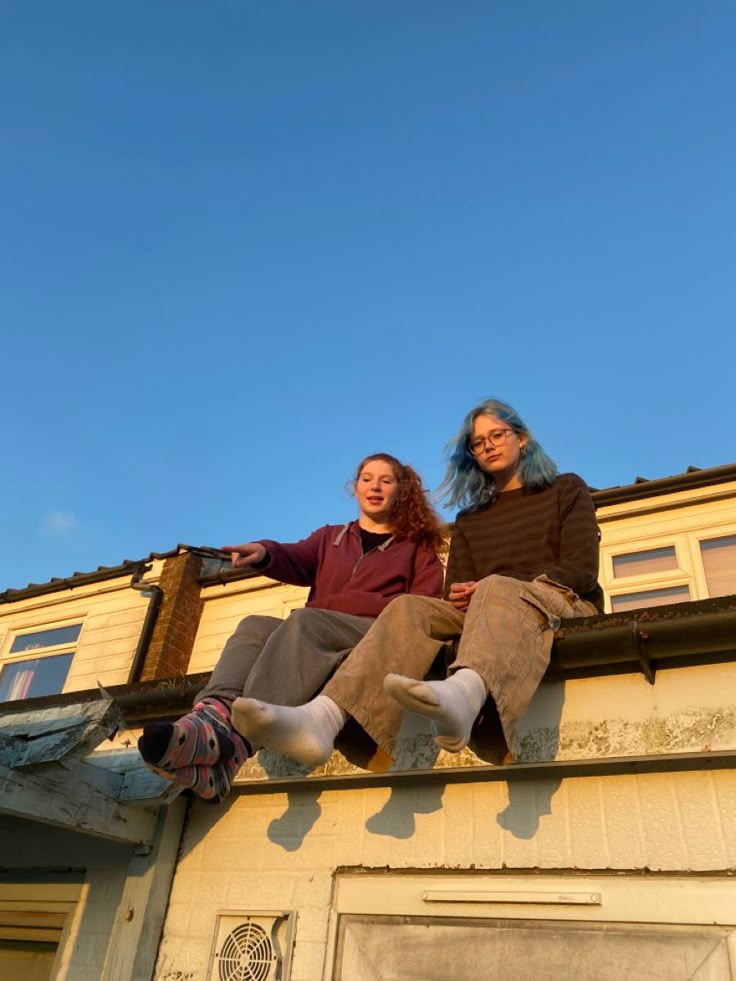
[278,606,326,634]
[476,574,523,599]
[386,594,425,615]
[231,614,280,639]
[283,607,322,626]
[384,593,443,622]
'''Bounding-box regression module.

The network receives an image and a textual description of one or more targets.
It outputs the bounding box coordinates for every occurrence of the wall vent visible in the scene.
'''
[207,911,296,981]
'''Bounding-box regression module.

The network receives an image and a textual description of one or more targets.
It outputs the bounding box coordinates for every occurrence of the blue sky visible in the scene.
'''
[1,1,734,591]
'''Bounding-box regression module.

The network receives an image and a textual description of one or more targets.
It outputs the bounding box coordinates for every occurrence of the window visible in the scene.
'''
[700,535,736,598]
[0,880,80,981]
[0,623,82,703]
[610,585,691,613]
[334,915,733,980]
[9,624,82,653]
[332,873,736,981]
[612,546,678,579]
[607,545,689,613]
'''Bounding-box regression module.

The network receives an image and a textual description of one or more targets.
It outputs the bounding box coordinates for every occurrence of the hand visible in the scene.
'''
[448,580,478,612]
[220,542,267,568]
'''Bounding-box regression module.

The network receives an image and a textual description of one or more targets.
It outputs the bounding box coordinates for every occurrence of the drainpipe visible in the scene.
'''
[127,565,164,684]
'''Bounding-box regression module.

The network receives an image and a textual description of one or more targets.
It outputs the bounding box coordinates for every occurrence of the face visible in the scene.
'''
[470,414,527,488]
[355,459,400,526]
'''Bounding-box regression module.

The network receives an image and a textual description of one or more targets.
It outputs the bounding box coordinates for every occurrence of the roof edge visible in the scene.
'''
[591,462,736,507]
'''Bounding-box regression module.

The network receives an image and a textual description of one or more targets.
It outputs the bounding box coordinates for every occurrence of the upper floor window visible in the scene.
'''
[700,535,736,598]
[604,527,736,613]
[0,623,82,703]
[610,585,691,613]
[611,546,678,579]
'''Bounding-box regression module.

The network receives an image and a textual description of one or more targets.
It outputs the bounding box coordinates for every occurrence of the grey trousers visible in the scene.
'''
[198,607,376,707]
[324,574,598,757]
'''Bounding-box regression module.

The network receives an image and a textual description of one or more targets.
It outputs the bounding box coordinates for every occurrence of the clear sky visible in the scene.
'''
[1,1,734,591]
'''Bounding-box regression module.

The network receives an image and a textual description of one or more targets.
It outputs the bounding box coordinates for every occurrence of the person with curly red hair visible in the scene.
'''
[138,453,444,800]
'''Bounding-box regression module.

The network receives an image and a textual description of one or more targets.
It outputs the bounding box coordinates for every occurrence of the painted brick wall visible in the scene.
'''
[154,767,736,980]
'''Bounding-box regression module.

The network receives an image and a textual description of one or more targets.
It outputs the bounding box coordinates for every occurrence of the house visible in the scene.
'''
[1,464,735,980]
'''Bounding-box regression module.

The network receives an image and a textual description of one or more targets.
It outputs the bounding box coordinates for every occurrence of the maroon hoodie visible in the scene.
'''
[257,521,443,618]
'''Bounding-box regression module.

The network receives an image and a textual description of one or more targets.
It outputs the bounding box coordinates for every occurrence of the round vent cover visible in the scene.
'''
[218,921,276,981]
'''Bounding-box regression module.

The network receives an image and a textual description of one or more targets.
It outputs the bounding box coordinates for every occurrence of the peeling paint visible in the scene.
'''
[515,706,736,762]
[233,706,736,783]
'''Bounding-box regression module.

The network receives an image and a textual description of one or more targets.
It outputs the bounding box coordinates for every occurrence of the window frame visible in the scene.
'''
[603,533,694,612]
[691,524,736,599]
[326,871,736,979]
[0,618,85,703]
[601,516,736,612]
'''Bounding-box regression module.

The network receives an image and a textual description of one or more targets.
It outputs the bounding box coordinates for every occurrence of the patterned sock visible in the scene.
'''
[383,668,487,753]
[145,740,248,803]
[138,697,238,768]
[231,695,346,767]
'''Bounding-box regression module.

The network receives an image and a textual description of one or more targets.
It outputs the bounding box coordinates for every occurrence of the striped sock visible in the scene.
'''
[146,740,248,802]
[138,698,240,768]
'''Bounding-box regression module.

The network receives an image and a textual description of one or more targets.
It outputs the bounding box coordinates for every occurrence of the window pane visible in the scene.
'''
[0,942,59,981]
[10,624,82,654]
[335,916,733,981]
[612,547,678,579]
[610,586,691,613]
[0,654,73,702]
[700,535,736,598]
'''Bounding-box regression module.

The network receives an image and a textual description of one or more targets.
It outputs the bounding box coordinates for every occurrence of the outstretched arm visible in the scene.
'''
[221,542,268,569]
[241,528,325,587]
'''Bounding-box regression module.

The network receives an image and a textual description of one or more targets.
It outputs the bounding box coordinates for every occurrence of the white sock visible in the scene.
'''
[231,695,347,767]
[383,668,487,753]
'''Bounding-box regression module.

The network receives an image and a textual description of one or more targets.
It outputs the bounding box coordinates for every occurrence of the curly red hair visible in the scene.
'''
[354,453,446,554]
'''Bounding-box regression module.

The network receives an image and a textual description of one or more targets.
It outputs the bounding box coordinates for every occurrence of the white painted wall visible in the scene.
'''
[155,763,736,980]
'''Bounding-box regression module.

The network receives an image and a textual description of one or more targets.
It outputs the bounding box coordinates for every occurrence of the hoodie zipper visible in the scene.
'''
[346,530,394,583]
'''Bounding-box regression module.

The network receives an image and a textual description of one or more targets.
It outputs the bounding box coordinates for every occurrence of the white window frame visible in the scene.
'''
[690,523,736,599]
[603,533,694,611]
[0,618,85,702]
[326,871,736,980]
[601,520,736,612]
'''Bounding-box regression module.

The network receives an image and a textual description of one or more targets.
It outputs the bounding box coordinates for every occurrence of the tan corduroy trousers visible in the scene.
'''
[323,574,597,757]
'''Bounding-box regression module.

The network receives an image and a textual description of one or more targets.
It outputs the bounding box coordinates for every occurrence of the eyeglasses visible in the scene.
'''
[468,429,516,455]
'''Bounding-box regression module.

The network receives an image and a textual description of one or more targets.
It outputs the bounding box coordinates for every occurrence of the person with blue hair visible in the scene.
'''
[232,399,602,767]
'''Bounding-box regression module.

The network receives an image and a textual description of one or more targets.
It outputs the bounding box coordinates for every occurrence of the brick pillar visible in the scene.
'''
[140,551,204,681]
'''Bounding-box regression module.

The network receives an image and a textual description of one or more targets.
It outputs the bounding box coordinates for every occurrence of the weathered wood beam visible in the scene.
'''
[0,757,160,846]
[0,699,184,844]
[91,749,184,804]
[0,699,123,767]
[100,798,188,981]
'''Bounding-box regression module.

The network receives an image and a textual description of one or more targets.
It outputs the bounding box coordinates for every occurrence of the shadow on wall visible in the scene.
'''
[267,786,323,852]
[256,679,567,849]
[253,750,323,851]
[497,679,567,839]
[366,783,445,839]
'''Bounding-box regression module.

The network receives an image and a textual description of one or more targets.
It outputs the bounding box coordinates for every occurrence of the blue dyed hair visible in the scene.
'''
[437,398,559,511]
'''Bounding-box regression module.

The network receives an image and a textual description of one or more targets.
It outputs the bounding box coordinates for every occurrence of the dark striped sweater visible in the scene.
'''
[445,472,604,612]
